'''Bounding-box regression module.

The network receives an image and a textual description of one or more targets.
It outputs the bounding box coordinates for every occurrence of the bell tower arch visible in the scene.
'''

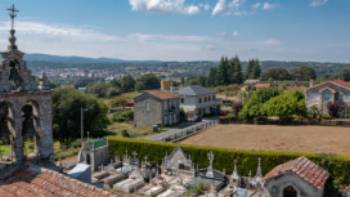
[0,4,54,168]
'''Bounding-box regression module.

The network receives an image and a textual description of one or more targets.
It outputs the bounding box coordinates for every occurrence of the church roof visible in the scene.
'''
[0,165,120,197]
[264,157,329,189]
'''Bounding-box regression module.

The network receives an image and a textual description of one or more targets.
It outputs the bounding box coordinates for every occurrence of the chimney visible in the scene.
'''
[161,80,172,91]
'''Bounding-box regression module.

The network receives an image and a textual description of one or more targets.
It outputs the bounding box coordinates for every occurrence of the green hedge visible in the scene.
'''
[108,136,350,190]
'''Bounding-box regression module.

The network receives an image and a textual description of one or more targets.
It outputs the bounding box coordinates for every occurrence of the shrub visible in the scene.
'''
[111,110,134,122]
[239,88,280,121]
[111,98,128,108]
[108,137,350,191]
[219,114,235,124]
[260,90,306,121]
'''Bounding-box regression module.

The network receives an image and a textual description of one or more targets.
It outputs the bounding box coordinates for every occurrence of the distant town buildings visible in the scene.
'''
[305,79,350,117]
[134,90,180,128]
[177,85,219,121]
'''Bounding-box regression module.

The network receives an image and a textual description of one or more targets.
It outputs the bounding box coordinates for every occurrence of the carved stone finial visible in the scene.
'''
[39,73,50,90]
[206,152,215,178]
[256,157,262,178]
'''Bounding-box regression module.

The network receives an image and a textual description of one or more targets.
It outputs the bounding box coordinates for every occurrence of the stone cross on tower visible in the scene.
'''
[8,4,19,30]
[7,4,19,50]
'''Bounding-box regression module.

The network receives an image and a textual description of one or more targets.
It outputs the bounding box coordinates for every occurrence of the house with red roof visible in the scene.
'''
[305,79,350,117]
[134,90,180,128]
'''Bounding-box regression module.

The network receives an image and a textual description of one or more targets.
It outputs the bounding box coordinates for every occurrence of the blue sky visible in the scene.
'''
[0,0,349,62]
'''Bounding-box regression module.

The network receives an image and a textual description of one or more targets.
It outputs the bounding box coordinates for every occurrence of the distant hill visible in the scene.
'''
[24,53,162,64]
[23,53,126,64]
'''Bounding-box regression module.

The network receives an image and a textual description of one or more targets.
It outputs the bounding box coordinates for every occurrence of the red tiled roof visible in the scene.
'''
[331,79,350,89]
[0,165,120,197]
[255,83,271,89]
[146,90,178,100]
[309,79,350,91]
[264,157,329,189]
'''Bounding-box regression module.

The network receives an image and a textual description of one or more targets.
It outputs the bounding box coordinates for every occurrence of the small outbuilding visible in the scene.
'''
[163,146,193,172]
[264,156,329,197]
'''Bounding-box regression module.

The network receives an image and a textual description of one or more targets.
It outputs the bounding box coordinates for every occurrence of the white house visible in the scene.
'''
[305,80,350,117]
[177,85,219,121]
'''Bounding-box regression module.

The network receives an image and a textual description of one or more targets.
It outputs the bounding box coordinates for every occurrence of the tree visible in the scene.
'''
[207,68,218,87]
[246,59,261,79]
[217,57,230,85]
[86,83,120,98]
[261,68,292,81]
[239,88,280,121]
[52,87,109,142]
[119,75,136,92]
[229,56,244,84]
[291,66,317,81]
[261,91,306,121]
[135,73,161,90]
[341,69,350,82]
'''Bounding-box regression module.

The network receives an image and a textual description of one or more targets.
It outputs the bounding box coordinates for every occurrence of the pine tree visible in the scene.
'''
[230,56,243,84]
[246,59,261,79]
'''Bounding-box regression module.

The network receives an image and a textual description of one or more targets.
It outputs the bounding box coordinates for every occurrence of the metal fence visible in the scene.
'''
[147,119,218,142]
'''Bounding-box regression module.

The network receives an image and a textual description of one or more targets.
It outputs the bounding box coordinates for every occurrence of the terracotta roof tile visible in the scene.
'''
[254,83,271,89]
[308,79,350,91]
[146,90,178,100]
[0,165,120,197]
[264,157,329,189]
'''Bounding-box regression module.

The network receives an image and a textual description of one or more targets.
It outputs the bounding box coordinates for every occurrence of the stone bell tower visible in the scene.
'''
[0,5,54,165]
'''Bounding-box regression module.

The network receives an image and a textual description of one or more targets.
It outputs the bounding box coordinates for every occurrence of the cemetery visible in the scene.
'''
[79,143,330,197]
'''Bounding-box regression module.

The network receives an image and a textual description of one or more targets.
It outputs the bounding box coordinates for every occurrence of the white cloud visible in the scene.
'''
[252,2,278,12]
[259,38,282,46]
[212,0,277,16]
[0,21,120,42]
[310,0,329,7]
[128,0,201,15]
[212,0,226,16]
[262,2,278,10]
[127,33,209,42]
[1,20,346,62]
[212,0,248,16]
[232,31,239,37]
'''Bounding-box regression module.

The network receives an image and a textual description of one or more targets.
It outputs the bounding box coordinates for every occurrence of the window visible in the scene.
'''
[181,98,184,103]
[199,98,202,103]
[145,101,150,112]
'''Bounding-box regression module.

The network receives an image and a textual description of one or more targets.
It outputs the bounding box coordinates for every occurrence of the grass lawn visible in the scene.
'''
[107,122,153,136]
[0,144,11,157]
[0,141,80,161]
[102,91,141,107]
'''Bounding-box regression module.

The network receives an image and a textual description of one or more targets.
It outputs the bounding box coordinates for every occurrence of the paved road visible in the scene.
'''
[146,119,217,142]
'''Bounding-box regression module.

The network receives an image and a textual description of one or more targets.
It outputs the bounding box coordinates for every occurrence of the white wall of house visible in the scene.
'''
[179,93,218,121]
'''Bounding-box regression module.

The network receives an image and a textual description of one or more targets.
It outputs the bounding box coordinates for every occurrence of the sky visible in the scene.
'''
[0,0,348,62]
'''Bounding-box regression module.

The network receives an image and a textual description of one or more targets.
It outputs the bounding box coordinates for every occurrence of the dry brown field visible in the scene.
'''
[181,124,350,155]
